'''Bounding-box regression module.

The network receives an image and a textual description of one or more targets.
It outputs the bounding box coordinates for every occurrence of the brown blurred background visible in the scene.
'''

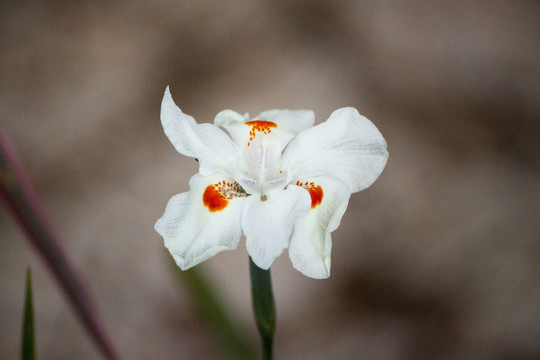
[1,1,539,359]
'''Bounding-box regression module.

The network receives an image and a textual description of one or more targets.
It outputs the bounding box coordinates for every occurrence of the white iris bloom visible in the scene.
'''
[155,87,388,279]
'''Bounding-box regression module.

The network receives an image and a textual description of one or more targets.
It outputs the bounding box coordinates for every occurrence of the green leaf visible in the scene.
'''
[21,268,35,360]
[172,260,257,360]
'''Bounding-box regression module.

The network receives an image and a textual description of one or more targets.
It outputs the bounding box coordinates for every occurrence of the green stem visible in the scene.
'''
[249,258,275,360]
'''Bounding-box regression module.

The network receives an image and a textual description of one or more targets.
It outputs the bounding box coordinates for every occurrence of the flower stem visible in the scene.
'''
[249,257,275,360]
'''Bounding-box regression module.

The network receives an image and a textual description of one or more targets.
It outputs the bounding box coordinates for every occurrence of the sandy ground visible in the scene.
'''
[1,1,539,359]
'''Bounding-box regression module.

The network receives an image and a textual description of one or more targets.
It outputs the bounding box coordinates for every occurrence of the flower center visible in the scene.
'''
[235,132,288,196]
[244,132,283,184]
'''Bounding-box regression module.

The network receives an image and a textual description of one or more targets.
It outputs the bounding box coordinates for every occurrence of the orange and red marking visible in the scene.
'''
[296,181,323,209]
[202,181,245,212]
[245,120,277,146]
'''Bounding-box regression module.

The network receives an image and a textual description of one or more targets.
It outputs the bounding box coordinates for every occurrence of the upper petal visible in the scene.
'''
[214,109,314,151]
[282,107,388,193]
[243,185,311,270]
[288,176,351,279]
[155,173,247,270]
[257,109,315,138]
[161,87,241,176]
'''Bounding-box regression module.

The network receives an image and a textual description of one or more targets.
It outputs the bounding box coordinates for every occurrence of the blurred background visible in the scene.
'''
[1,1,539,359]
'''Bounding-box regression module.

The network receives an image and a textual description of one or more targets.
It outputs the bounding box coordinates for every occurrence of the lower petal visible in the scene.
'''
[155,173,246,270]
[289,176,351,279]
[243,185,311,270]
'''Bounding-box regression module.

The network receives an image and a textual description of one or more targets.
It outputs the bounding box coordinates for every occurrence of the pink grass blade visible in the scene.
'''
[0,126,119,360]
[21,268,35,360]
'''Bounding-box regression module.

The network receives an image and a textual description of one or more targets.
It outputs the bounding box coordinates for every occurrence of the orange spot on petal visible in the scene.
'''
[245,120,277,146]
[245,120,277,129]
[203,185,229,212]
[308,185,323,209]
[245,120,277,142]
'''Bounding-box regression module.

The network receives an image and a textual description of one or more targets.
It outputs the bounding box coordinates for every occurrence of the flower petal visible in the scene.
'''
[214,109,314,150]
[155,173,247,270]
[282,107,388,193]
[289,176,351,279]
[161,87,241,176]
[243,185,311,270]
[257,109,315,137]
[243,132,283,183]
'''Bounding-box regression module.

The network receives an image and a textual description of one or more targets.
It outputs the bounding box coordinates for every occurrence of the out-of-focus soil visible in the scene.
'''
[1,1,539,359]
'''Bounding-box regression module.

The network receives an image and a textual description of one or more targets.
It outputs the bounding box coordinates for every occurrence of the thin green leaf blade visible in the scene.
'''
[172,260,257,360]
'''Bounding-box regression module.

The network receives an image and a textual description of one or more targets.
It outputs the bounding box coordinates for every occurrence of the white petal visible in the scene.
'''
[243,133,282,183]
[282,107,388,193]
[233,169,261,195]
[289,176,351,279]
[243,185,311,270]
[215,109,314,150]
[155,173,246,270]
[161,87,241,176]
[213,109,251,149]
[233,162,288,197]
[257,109,315,138]
[214,109,249,125]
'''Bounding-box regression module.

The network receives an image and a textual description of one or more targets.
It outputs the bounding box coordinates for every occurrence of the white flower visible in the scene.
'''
[155,87,388,279]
